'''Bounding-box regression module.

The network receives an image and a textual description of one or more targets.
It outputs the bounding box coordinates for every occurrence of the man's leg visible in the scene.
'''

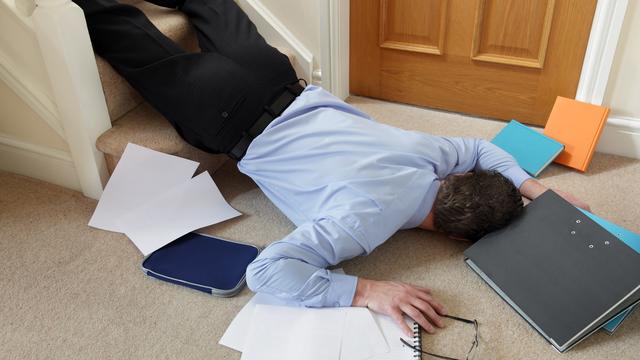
[74,0,185,70]
[178,0,297,83]
[176,0,302,156]
[75,0,254,153]
[140,0,296,84]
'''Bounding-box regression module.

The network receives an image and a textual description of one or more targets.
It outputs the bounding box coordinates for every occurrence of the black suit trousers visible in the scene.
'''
[74,0,298,153]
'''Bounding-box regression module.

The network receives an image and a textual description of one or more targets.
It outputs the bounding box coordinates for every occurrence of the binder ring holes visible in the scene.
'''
[576,220,581,224]
[589,244,594,249]
[570,230,576,235]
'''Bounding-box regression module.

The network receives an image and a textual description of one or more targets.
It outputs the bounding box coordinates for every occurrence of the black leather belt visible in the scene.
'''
[229,82,305,161]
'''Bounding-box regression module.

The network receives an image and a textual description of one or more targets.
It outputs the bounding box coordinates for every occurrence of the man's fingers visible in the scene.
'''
[391,310,413,338]
[411,285,432,295]
[412,288,433,302]
[412,299,444,328]
[412,290,447,316]
[401,304,435,334]
[427,297,447,316]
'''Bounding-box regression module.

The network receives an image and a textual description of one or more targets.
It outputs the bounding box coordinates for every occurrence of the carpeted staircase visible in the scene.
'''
[92,0,294,173]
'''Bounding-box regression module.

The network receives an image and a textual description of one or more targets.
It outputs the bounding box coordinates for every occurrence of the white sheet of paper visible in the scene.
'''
[88,143,199,232]
[219,292,302,352]
[116,171,241,255]
[240,304,346,360]
[341,308,389,360]
[219,282,389,360]
[220,270,345,352]
[367,314,416,360]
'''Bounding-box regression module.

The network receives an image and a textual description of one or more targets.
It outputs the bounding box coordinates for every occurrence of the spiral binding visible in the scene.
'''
[412,322,422,359]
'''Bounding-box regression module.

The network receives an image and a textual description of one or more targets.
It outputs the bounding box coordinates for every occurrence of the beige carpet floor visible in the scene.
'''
[1,97,639,360]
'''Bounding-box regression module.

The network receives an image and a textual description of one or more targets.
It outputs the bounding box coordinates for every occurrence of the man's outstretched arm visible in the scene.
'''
[443,137,590,210]
[246,215,446,337]
[519,177,591,211]
[245,217,363,308]
[443,137,531,189]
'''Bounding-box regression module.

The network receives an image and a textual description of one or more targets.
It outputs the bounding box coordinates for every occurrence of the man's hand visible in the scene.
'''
[519,178,548,200]
[554,189,591,212]
[352,278,446,337]
[519,179,591,211]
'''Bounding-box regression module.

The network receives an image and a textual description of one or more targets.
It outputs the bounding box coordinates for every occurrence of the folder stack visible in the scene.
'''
[465,191,640,352]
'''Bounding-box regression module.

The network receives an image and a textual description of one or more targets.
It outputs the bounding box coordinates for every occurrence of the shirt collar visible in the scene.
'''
[402,180,441,229]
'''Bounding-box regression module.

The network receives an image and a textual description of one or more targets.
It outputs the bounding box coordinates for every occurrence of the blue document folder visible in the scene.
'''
[492,120,564,177]
[579,209,640,334]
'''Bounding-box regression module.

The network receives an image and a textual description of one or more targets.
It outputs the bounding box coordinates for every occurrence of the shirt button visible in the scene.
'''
[221,111,229,118]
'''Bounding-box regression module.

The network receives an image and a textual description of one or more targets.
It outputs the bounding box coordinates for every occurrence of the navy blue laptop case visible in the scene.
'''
[142,232,260,297]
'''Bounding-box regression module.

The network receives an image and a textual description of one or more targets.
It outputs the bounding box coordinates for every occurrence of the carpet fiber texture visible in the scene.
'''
[1,97,639,359]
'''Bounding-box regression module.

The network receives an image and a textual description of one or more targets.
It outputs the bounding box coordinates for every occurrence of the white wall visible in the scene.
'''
[258,0,322,70]
[0,0,81,191]
[0,81,67,151]
[603,0,640,119]
[0,77,81,191]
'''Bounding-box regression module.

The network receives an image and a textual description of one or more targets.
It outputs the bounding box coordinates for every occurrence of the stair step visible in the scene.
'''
[96,103,185,157]
[96,46,296,161]
[95,102,229,175]
[97,1,199,121]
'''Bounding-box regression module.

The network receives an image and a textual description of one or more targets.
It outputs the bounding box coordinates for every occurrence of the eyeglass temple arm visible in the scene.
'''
[442,314,476,324]
[401,316,479,360]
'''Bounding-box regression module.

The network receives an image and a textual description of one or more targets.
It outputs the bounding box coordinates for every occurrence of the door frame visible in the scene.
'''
[322,0,628,106]
[319,0,350,99]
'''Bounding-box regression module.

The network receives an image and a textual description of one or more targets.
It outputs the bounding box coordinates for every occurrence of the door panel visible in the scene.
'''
[350,0,597,126]
[379,0,448,55]
[471,0,555,68]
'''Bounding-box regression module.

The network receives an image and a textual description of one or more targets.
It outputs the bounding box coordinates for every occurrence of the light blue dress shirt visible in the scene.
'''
[238,85,531,308]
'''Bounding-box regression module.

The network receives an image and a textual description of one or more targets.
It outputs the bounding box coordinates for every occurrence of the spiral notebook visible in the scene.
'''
[406,317,481,360]
[411,322,422,359]
[368,317,421,359]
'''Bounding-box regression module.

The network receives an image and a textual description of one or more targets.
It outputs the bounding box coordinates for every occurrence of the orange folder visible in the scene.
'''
[543,96,609,172]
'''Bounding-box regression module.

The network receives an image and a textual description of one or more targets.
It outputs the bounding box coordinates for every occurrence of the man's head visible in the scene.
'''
[433,170,523,241]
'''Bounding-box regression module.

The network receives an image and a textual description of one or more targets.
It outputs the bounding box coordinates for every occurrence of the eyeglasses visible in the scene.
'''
[400,314,479,360]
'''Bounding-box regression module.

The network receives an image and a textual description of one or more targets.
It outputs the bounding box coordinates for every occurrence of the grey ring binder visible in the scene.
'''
[464,190,640,352]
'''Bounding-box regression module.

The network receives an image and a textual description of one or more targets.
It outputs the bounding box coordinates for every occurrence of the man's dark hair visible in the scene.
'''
[433,170,523,241]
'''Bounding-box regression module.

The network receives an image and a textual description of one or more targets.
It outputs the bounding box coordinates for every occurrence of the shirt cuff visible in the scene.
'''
[325,272,358,307]
[502,166,532,189]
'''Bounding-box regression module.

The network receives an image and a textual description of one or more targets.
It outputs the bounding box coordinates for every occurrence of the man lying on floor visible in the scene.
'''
[78,0,590,337]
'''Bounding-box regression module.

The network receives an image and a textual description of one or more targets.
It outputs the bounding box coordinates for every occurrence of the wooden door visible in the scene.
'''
[350,0,597,126]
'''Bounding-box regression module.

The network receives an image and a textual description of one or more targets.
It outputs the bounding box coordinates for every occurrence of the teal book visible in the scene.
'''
[491,120,564,177]
[579,209,640,334]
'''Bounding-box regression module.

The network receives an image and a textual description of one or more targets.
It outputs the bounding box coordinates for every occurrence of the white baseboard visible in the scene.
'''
[0,133,81,191]
[597,117,640,159]
[530,116,640,160]
[237,0,314,83]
